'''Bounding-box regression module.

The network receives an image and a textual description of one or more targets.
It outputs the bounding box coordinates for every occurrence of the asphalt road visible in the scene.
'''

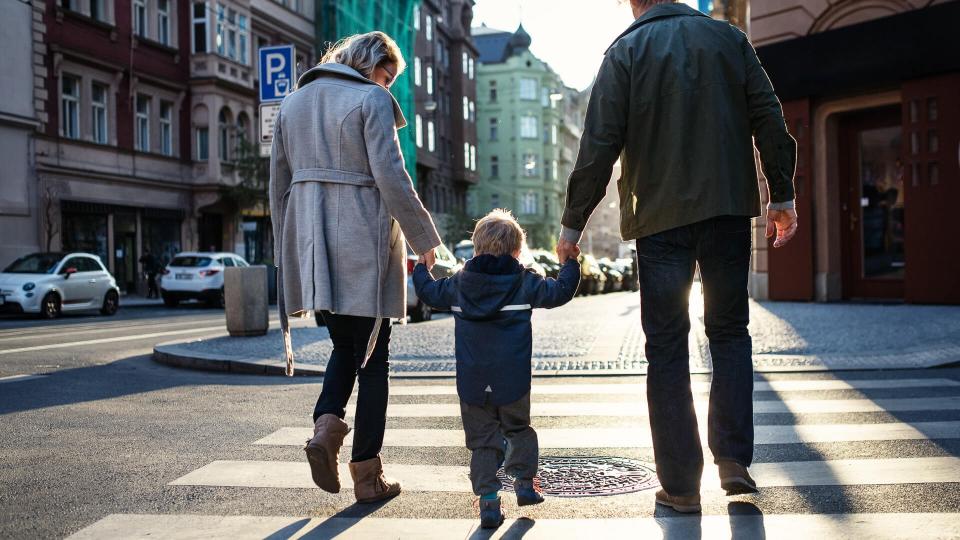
[1,298,959,538]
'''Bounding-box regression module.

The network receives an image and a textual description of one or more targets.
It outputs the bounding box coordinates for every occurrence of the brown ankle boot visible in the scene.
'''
[304,414,350,493]
[718,460,759,495]
[348,455,401,504]
[655,489,702,513]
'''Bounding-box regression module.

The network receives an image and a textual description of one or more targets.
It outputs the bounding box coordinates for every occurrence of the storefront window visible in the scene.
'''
[142,218,182,268]
[62,213,108,264]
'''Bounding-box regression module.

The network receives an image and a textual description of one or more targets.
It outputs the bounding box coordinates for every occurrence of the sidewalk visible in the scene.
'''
[119,294,164,308]
[153,287,960,376]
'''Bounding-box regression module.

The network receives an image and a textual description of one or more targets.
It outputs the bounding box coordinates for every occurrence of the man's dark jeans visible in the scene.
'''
[637,215,754,497]
[313,311,391,463]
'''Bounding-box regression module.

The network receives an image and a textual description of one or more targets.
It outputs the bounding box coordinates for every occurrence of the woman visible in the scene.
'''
[268,32,441,504]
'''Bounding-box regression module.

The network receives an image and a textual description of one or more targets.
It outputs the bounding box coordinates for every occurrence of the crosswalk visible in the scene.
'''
[69,374,960,539]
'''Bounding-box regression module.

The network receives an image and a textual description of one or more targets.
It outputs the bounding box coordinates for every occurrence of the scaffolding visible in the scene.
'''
[316,0,420,184]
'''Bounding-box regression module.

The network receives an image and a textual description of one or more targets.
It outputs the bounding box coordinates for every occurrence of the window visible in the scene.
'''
[426,66,434,95]
[469,100,475,122]
[520,115,538,139]
[91,83,108,144]
[160,101,173,156]
[541,87,549,107]
[60,0,78,11]
[238,15,249,64]
[218,108,231,160]
[491,156,499,178]
[468,57,475,79]
[462,96,469,121]
[135,94,150,152]
[462,52,468,75]
[470,145,477,172]
[552,160,559,181]
[158,0,171,45]
[196,127,209,160]
[216,4,247,63]
[489,117,498,141]
[134,0,147,38]
[464,143,470,169]
[413,4,420,30]
[425,15,433,41]
[414,57,421,86]
[193,2,208,53]
[427,121,436,152]
[415,115,423,148]
[551,124,558,145]
[91,0,106,21]
[220,257,235,267]
[521,192,538,215]
[61,75,80,139]
[489,80,498,103]
[520,78,538,100]
[236,113,248,151]
[491,193,500,208]
[523,153,538,177]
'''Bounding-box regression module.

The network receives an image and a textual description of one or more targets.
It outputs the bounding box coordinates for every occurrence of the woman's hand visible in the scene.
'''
[418,249,436,270]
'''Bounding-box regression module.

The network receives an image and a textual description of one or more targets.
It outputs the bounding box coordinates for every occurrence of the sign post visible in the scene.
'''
[258,45,295,156]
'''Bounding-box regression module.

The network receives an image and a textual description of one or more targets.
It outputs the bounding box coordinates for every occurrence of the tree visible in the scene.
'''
[41,182,64,251]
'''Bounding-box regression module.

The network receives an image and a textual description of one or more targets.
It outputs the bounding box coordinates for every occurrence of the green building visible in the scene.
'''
[316,0,419,181]
[470,25,572,248]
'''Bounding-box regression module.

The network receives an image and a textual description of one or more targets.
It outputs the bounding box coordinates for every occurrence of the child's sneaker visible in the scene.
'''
[514,478,544,506]
[479,497,505,529]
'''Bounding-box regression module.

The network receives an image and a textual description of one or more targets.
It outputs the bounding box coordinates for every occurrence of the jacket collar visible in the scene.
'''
[295,63,407,129]
[605,3,709,53]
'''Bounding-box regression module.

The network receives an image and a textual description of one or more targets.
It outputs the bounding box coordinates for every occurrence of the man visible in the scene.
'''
[558,0,798,513]
[139,250,159,299]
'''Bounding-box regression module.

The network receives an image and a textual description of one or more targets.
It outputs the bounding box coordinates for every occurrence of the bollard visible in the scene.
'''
[224,265,269,337]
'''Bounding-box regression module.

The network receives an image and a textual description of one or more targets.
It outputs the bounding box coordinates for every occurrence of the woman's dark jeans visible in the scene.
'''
[637,215,754,497]
[313,311,391,463]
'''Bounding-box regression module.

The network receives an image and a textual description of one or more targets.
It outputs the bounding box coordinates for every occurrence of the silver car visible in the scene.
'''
[406,244,461,322]
[0,252,120,319]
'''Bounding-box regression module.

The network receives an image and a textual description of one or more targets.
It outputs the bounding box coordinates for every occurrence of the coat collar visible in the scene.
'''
[605,3,709,53]
[295,63,407,129]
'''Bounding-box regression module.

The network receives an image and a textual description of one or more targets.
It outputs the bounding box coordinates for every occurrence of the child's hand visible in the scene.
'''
[570,244,581,260]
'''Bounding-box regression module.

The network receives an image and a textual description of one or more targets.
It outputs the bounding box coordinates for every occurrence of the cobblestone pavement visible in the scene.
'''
[156,285,960,374]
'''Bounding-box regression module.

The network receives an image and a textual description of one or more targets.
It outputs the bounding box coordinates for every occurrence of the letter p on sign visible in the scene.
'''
[259,45,295,102]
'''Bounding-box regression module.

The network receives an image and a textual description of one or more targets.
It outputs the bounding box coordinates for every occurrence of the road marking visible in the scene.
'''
[0,319,229,343]
[383,378,960,396]
[254,421,960,449]
[336,397,960,417]
[0,374,47,384]
[0,326,229,355]
[66,513,960,540]
[168,456,960,492]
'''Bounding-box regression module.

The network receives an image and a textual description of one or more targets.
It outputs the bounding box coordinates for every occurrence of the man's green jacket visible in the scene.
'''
[561,3,796,242]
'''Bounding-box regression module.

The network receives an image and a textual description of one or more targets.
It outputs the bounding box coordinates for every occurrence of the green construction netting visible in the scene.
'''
[317,0,419,185]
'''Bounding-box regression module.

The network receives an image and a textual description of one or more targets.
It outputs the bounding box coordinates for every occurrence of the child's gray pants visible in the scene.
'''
[459,392,539,496]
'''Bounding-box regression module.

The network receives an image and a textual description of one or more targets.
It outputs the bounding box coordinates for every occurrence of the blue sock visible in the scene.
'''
[480,492,498,501]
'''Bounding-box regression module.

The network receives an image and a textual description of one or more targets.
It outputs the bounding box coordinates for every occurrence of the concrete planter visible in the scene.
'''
[224,265,269,337]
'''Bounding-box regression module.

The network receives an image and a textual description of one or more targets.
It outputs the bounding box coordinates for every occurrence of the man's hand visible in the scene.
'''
[418,248,436,270]
[766,208,799,248]
[556,238,581,263]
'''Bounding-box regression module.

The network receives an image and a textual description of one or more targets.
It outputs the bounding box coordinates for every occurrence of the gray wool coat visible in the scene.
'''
[269,63,441,374]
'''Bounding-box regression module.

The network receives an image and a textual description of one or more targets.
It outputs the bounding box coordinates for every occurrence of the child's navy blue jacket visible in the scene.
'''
[413,254,580,406]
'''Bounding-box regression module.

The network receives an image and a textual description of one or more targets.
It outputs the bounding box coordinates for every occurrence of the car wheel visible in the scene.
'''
[100,290,119,316]
[410,300,432,323]
[40,292,61,319]
[208,288,225,309]
[162,293,179,308]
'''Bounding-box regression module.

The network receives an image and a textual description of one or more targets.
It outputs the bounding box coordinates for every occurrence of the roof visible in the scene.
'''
[472,27,513,64]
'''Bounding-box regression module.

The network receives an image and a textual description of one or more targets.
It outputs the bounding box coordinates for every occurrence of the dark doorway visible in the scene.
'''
[839,105,904,300]
[113,213,138,294]
[199,213,223,252]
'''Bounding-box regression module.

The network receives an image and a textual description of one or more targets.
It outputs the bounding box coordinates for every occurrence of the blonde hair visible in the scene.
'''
[320,31,406,80]
[472,209,526,257]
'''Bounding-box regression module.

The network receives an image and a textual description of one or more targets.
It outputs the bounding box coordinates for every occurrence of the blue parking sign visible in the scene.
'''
[259,45,295,102]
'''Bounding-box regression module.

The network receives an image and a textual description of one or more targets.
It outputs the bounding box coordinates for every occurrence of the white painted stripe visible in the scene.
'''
[383,378,960,396]
[450,304,531,313]
[0,317,232,344]
[255,422,960,449]
[67,513,960,540]
[168,456,960,492]
[346,397,960,417]
[0,374,47,384]
[0,326,227,355]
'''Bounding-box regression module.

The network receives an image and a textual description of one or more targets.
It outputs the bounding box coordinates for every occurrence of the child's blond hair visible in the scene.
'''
[472,209,526,257]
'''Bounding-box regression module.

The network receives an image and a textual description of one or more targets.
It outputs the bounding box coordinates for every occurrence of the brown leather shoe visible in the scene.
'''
[718,460,759,495]
[348,455,401,504]
[304,414,350,493]
[655,489,702,513]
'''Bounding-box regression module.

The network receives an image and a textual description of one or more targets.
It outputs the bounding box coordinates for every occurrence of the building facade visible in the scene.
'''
[749,0,960,304]
[471,25,570,249]
[411,0,478,243]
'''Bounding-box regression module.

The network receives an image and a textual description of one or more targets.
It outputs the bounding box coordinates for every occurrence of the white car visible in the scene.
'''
[159,252,249,308]
[0,252,120,319]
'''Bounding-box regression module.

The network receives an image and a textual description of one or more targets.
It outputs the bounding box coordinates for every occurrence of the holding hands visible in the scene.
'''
[556,238,581,264]
[417,248,437,270]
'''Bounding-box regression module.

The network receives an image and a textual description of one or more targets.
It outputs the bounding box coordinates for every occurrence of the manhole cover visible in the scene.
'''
[497,456,659,497]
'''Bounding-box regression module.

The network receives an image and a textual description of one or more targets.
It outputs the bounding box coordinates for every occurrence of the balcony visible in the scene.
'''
[190,53,254,90]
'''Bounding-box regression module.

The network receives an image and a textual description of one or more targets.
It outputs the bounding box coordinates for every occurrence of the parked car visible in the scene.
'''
[519,246,547,277]
[453,240,474,262]
[616,254,640,292]
[159,252,249,308]
[578,254,606,295]
[406,243,461,322]
[0,252,120,319]
[530,249,561,279]
[598,258,624,293]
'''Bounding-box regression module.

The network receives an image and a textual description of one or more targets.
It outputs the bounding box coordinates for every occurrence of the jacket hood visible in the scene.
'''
[456,255,525,321]
[295,63,407,128]
[606,3,708,53]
